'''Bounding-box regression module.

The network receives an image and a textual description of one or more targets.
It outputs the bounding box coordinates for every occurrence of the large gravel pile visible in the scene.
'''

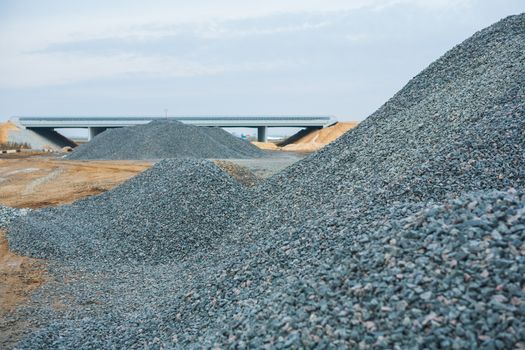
[66,120,264,160]
[253,12,525,233]
[159,189,524,348]
[7,13,525,349]
[0,205,30,230]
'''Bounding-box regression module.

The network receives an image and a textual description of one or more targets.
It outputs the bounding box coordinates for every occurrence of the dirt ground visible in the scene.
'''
[0,230,47,348]
[0,230,46,316]
[0,156,152,208]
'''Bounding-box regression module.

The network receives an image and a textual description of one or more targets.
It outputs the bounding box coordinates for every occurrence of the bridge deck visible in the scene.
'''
[13,115,336,128]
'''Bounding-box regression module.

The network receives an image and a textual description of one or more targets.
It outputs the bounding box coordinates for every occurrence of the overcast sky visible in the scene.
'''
[1,0,524,124]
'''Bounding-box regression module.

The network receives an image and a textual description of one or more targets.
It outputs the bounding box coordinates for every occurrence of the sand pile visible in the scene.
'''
[0,122,20,144]
[253,122,359,152]
[251,141,279,150]
[282,122,359,152]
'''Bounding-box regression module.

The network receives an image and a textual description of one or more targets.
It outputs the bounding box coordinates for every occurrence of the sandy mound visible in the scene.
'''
[251,141,279,150]
[0,122,20,144]
[282,122,358,152]
[252,122,359,152]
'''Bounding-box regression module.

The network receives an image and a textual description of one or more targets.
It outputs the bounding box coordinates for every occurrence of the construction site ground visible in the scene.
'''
[0,155,153,208]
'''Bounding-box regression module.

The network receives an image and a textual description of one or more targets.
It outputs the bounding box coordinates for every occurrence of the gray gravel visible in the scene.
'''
[0,205,30,230]
[6,13,525,349]
[66,120,264,160]
[9,159,253,265]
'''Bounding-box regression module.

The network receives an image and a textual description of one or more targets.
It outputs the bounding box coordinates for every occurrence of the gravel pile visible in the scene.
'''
[0,205,30,230]
[9,159,252,265]
[242,12,525,246]
[137,189,525,348]
[7,13,525,349]
[66,120,264,160]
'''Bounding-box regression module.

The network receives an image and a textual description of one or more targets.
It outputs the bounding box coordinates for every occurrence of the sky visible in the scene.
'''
[1,0,524,130]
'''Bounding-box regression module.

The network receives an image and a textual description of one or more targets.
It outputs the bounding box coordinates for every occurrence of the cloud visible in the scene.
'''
[0,0,509,89]
[35,13,342,55]
[0,9,348,88]
[0,50,298,88]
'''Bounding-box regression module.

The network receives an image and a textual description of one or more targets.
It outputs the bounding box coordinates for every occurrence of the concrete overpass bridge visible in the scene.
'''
[11,115,336,142]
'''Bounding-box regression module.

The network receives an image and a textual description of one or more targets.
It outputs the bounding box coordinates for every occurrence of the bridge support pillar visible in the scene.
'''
[88,127,107,141]
[257,126,268,142]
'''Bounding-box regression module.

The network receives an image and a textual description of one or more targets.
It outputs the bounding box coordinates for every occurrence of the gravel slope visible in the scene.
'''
[6,13,525,349]
[66,120,264,160]
[250,11,525,236]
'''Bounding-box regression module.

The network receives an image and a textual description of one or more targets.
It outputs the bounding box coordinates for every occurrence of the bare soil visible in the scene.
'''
[0,157,152,208]
[0,230,47,348]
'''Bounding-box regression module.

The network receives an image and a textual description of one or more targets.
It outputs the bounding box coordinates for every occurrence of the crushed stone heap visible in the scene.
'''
[255,11,525,231]
[9,159,252,265]
[66,120,264,160]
